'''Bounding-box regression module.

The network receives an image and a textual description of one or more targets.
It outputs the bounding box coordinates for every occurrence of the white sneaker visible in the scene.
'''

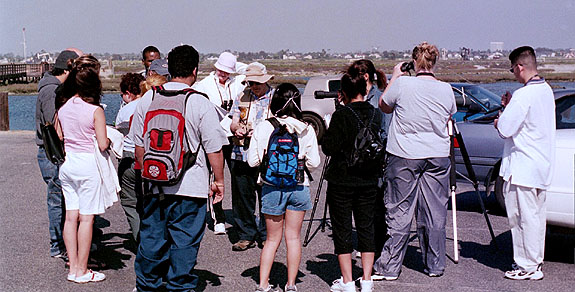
[504,264,544,280]
[73,270,106,283]
[360,279,373,292]
[214,223,226,235]
[371,273,398,281]
[330,277,357,292]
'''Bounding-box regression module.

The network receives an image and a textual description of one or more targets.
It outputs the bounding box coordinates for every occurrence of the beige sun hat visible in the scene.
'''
[243,62,274,84]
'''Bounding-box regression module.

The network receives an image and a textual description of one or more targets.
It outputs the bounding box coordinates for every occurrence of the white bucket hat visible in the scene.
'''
[214,52,237,74]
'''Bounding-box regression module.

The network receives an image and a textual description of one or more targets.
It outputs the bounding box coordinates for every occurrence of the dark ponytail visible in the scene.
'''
[349,59,387,91]
[270,83,303,120]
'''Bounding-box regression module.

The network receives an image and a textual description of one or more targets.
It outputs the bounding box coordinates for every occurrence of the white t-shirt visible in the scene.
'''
[128,81,228,198]
[115,99,141,153]
[498,80,556,189]
[383,76,456,159]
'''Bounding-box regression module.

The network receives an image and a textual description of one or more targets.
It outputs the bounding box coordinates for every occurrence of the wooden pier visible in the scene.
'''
[0,63,51,84]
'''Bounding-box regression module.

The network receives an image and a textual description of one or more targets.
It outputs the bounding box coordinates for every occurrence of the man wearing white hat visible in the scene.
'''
[193,52,246,235]
[228,62,274,251]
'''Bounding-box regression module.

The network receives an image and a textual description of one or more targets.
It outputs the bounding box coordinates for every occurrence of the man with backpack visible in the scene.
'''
[128,45,227,292]
[229,62,274,251]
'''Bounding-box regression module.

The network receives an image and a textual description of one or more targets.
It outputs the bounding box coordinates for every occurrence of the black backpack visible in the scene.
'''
[345,106,386,172]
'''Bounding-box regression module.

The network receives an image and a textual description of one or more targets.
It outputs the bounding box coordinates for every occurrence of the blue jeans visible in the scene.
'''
[37,147,65,256]
[135,194,207,292]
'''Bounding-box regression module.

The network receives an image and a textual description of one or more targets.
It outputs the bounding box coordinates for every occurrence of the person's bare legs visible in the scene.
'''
[75,214,94,276]
[338,253,353,283]
[258,214,284,289]
[361,252,374,280]
[284,209,305,287]
[63,210,79,277]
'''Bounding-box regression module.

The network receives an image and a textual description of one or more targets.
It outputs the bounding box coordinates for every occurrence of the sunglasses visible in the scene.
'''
[248,81,263,87]
[509,63,521,73]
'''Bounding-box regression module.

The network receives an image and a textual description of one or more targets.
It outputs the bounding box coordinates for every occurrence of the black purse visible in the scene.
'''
[40,114,65,165]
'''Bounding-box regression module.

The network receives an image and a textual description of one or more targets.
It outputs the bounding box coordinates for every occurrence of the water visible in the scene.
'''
[8,93,123,131]
[7,81,575,131]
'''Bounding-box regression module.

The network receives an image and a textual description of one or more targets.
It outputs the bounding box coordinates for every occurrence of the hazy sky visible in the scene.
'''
[1,0,574,56]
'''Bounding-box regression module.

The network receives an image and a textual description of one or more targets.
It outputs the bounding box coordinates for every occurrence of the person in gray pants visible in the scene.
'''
[374,42,456,280]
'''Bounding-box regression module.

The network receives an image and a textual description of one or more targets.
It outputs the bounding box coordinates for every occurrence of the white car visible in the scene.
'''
[545,89,575,228]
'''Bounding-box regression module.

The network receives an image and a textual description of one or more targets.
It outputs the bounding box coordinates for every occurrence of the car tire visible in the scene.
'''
[494,176,506,213]
[302,113,325,142]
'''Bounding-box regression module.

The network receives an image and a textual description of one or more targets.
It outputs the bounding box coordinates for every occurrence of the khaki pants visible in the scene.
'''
[504,181,546,272]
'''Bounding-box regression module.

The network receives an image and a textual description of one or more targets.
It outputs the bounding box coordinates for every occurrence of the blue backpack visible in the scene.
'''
[260,118,301,188]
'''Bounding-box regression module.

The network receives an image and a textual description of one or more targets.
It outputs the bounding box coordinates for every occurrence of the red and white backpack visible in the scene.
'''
[141,86,207,185]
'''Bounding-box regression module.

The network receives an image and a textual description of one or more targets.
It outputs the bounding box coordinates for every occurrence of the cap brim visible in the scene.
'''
[214,63,235,74]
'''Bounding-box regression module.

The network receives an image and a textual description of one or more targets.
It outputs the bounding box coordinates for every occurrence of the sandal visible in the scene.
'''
[73,270,106,283]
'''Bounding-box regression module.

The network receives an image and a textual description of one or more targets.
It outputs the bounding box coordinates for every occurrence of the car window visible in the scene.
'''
[453,88,467,111]
[462,85,502,111]
[556,95,575,129]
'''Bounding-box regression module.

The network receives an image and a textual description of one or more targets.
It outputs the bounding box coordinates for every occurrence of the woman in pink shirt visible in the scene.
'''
[56,55,109,283]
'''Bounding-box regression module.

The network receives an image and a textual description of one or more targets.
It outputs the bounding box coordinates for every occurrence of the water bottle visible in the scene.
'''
[296,159,305,183]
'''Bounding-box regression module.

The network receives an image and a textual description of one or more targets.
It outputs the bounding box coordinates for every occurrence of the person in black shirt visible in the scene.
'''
[322,65,383,292]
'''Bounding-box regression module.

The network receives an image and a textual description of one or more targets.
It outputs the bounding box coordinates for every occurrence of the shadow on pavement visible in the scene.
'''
[195,269,224,291]
[306,253,362,285]
[242,262,306,288]
[459,231,513,272]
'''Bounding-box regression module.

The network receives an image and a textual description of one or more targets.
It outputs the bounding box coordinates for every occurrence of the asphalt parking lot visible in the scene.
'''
[0,131,573,292]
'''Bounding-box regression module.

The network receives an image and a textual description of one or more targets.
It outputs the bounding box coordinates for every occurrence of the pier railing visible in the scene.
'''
[0,63,52,84]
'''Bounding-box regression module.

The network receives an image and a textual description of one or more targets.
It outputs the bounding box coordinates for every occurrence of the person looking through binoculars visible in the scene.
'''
[373,42,456,280]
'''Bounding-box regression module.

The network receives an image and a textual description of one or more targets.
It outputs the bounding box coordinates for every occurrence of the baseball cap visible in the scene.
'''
[54,50,79,70]
[149,59,170,76]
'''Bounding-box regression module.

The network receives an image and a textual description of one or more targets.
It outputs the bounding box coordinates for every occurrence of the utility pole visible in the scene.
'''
[22,27,27,63]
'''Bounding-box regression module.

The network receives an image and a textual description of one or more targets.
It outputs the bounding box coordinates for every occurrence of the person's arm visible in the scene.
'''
[207,150,225,204]
[55,112,63,140]
[94,107,110,152]
[321,110,346,156]
[135,145,144,168]
[495,95,528,138]
[246,122,265,167]
[379,62,404,113]
[303,126,321,169]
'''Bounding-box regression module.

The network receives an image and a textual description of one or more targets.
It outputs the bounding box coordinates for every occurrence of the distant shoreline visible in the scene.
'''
[2,59,575,94]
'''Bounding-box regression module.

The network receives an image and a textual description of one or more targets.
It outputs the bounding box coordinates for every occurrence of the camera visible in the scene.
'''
[400,61,414,72]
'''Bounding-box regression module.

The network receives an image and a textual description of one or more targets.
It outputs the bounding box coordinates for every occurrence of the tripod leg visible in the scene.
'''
[303,184,322,247]
[451,189,459,264]
[303,156,330,247]
[473,186,499,250]
[320,196,329,232]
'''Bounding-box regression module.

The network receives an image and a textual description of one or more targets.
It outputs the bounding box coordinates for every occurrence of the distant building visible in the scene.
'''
[441,48,448,60]
[490,42,504,52]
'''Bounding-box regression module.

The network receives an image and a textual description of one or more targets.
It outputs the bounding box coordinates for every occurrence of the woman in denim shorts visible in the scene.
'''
[247,83,320,292]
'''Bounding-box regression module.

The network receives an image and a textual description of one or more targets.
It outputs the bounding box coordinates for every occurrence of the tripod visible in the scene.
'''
[303,156,330,247]
[449,119,498,263]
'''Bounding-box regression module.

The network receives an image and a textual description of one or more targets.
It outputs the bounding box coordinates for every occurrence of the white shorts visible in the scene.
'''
[59,152,105,215]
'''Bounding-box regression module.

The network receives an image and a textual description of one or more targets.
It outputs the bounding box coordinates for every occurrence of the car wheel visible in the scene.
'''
[494,176,506,213]
[302,113,325,141]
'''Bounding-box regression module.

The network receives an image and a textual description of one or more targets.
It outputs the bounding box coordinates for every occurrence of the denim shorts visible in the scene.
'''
[261,184,312,216]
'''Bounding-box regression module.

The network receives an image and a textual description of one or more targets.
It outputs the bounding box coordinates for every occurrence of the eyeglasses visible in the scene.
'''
[509,63,520,73]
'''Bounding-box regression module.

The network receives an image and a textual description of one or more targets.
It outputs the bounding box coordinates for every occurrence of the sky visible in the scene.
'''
[1,0,574,56]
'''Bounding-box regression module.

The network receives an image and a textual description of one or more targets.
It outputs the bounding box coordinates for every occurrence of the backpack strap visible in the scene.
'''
[267,117,281,129]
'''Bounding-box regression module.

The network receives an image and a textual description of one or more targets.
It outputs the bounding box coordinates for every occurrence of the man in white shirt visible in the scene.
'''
[193,52,246,235]
[495,46,555,281]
